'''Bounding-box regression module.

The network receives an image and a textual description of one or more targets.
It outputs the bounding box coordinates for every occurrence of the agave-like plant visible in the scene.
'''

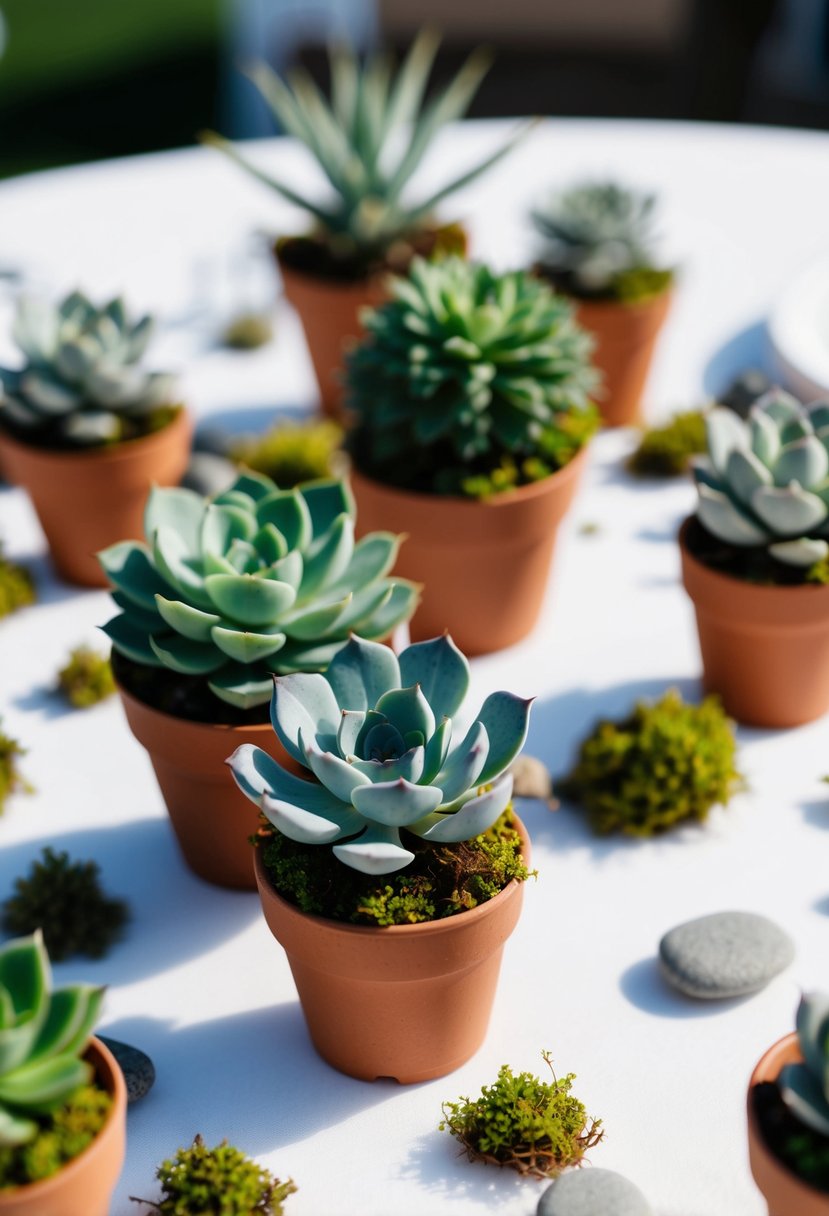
[777,992,829,1135]
[100,470,419,710]
[203,31,531,262]
[0,931,104,1146]
[0,290,177,446]
[692,390,829,566]
[228,634,532,875]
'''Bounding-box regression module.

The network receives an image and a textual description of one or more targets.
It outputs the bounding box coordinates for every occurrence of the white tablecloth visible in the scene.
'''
[2,120,829,1216]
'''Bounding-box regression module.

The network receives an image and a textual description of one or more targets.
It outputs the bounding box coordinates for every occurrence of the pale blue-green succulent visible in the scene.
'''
[228,634,533,875]
[777,992,829,1136]
[0,290,177,446]
[693,390,829,566]
[100,470,419,710]
[0,931,104,1146]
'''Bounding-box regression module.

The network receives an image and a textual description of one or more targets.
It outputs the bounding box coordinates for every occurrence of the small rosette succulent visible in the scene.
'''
[228,634,532,874]
[777,992,829,1135]
[100,470,419,709]
[692,390,829,566]
[0,290,177,446]
[0,931,104,1146]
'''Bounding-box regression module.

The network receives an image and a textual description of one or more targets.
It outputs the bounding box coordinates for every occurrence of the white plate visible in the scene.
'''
[769,255,829,400]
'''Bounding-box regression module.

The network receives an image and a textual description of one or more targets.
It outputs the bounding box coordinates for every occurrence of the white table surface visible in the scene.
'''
[2,119,829,1216]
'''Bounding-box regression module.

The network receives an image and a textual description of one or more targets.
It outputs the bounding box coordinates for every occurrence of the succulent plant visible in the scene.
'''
[228,633,532,875]
[0,931,104,1146]
[0,290,178,447]
[100,470,418,710]
[345,256,597,496]
[778,993,829,1136]
[532,181,670,297]
[692,390,829,566]
[203,32,529,267]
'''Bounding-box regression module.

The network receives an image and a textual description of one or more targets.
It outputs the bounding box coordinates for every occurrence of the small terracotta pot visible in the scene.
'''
[254,816,530,1083]
[747,1033,829,1216]
[0,410,192,587]
[679,518,829,727]
[350,448,588,655]
[574,290,671,427]
[0,1037,127,1216]
[278,256,386,421]
[117,681,296,890]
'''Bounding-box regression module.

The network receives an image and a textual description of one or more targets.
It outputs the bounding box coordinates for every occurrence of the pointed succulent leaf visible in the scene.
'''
[0,1054,92,1110]
[267,549,303,591]
[696,483,768,546]
[769,538,829,567]
[750,407,781,466]
[252,523,287,566]
[774,436,829,488]
[324,635,401,712]
[375,685,435,742]
[155,595,222,642]
[281,593,352,641]
[207,666,275,709]
[201,503,257,554]
[414,772,514,842]
[210,625,287,664]
[98,541,172,611]
[807,400,829,432]
[350,580,420,640]
[267,637,345,674]
[149,634,226,675]
[296,514,354,602]
[398,634,470,721]
[337,709,366,758]
[724,447,772,506]
[474,691,533,784]
[255,490,312,552]
[204,573,297,627]
[144,487,204,555]
[351,745,425,785]
[751,483,827,536]
[270,672,341,763]
[757,388,802,427]
[152,527,215,611]
[228,470,276,502]
[0,935,49,1023]
[100,614,164,667]
[260,791,364,844]
[421,717,452,783]
[351,777,442,826]
[332,584,393,635]
[333,826,415,875]
[325,532,402,595]
[706,407,748,475]
[300,479,355,537]
[29,985,104,1063]
[434,720,489,804]
[301,731,373,801]
[795,992,829,1079]
[0,1023,42,1077]
[779,1062,829,1137]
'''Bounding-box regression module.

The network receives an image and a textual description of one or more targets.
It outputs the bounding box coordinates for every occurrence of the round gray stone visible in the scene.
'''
[98,1035,155,1103]
[181,452,237,498]
[659,910,794,999]
[538,1169,652,1216]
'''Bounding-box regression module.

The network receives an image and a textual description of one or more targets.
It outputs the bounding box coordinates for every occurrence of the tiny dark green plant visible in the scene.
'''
[0,544,36,618]
[627,409,707,478]
[0,721,30,814]
[560,690,742,836]
[439,1051,603,1179]
[139,1135,296,1215]
[57,646,116,708]
[2,848,130,960]
[221,312,274,350]
[229,419,345,488]
[0,1084,112,1189]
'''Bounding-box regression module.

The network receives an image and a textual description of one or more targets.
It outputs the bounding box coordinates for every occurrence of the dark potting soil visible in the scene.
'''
[276,222,466,285]
[112,652,269,727]
[684,516,813,587]
[752,1080,829,1194]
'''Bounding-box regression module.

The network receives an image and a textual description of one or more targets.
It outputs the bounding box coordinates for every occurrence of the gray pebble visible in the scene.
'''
[98,1035,155,1103]
[181,452,237,498]
[538,1169,653,1216]
[510,754,556,806]
[659,910,794,999]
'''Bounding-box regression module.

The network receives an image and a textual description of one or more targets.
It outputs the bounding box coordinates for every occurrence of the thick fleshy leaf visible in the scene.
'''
[201,503,256,554]
[769,538,829,567]
[696,484,768,546]
[301,732,372,801]
[375,685,435,742]
[297,514,354,602]
[0,1055,91,1110]
[210,625,286,664]
[330,584,392,635]
[204,573,296,627]
[29,985,104,1063]
[796,993,829,1078]
[155,595,221,643]
[351,746,425,785]
[750,408,781,466]
[352,777,442,826]
[207,666,274,709]
[300,479,355,536]
[325,532,401,595]
[774,436,829,488]
[0,935,48,1022]
[475,692,533,784]
[252,523,287,566]
[757,389,802,426]
[111,590,162,633]
[260,792,363,844]
[100,614,163,667]
[149,634,225,675]
[434,721,488,803]
[333,825,415,875]
[144,487,204,554]
[412,772,514,841]
[337,710,366,758]
[97,541,171,611]
[325,636,401,712]
[724,448,772,507]
[354,581,420,640]
[752,484,827,537]
[266,549,303,591]
[421,717,452,783]
[267,637,345,673]
[0,1107,38,1147]
[228,470,275,502]
[358,718,406,761]
[153,526,215,612]
[807,400,829,432]
[706,407,747,475]
[228,743,348,819]
[281,594,352,641]
[256,490,312,552]
[270,672,341,764]
[226,538,259,574]
[398,634,469,720]
[779,1062,829,1137]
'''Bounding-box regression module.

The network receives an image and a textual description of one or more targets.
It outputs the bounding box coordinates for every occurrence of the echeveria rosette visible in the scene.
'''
[0,290,177,446]
[0,931,104,1147]
[777,992,829,1136]
[228,634,533,875]
[99,470,419,710]
[692,390,829,567]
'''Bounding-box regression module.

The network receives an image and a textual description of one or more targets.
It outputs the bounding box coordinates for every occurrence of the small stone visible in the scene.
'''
[98,1035,155,1103]
[510,755,556,807]
[659,910,794,999]
[181,452,237,498]
[538,1169,653,1216]
[718,369,772,419]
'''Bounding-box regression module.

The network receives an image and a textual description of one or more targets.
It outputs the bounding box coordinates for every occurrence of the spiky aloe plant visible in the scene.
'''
[228,634,532,875]
[0,931,104,1146]
[692,390,829,567]
[202,31,531,271]
[99,470,418,710]
[0,290,178,447]
[777,993,829,1135]
[345,256,597,496]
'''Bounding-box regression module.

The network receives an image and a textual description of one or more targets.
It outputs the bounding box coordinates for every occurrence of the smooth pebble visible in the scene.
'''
[538,1169,653,1216]
[659,910,794,999]
[98,1034,155,1103]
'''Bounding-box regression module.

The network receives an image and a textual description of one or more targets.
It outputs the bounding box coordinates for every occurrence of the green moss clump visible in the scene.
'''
[456,409,597,499]
[148,1136,296,1215]
[260,809,531,925]
[626,409,707,478]
[807,557,829,585]
[439,1051,603,1179]
[56,646,116,708]
[0,721,30,814]
[560,690,742,836]
[222,313,274,350]
[0,1083,112,1188]
[2,848,130,960]
[230,420,345,488]
[613,265,674,304]
[0,545,36,618]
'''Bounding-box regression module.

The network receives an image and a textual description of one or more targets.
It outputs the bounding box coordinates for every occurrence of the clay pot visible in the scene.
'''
[254,816,530,1083]
[350,447,588,655]
[574,290,671,427]
[0,410,192,587]
[679,518,829,727]
[117,682,297,890]
[0,1037,127,1216]
[747,1033,829,1216]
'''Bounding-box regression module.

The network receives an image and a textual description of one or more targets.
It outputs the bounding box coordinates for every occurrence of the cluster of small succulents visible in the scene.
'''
[0,291,178,447]
[148,1135,296,1215]
[56,646,116,708]
[100,471,418,709]
[229,419,345,488]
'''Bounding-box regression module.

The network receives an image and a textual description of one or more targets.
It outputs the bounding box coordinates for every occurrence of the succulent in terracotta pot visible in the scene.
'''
[680,390,829,726]
[345,255,598,652]
[203,32,530,416]
[227,633,534,1082]
[0,290,191,586]
[532,181,674,426]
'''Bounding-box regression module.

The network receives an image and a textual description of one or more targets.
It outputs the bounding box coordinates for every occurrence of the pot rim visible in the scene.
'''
[0,405,190,468]
[678,515,829,601]
[531,264,674,311]
[114,674,273,737]
[0,1036,126,1205]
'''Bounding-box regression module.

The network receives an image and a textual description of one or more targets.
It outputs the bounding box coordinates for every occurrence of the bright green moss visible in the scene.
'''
[222,312,274,350]
[0,721,30,814]
[151,1136,296,1215]
[229,419,345,488]
[627,409,707,478]
[613,265,674,304]
[0,546,35,618]
[0,1084,112,1189]
[56,646,115,708]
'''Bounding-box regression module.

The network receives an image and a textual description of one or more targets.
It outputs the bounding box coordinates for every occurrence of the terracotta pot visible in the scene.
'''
[0,1037,127,1216]
[278,255,386,421]
[747,1033,829,1216]
[574,290,671,428]
[0,410,192,587]
[254,816,530,1083]
[117,681,297,890]
[350,447,588,655]
[679,518,829,727]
